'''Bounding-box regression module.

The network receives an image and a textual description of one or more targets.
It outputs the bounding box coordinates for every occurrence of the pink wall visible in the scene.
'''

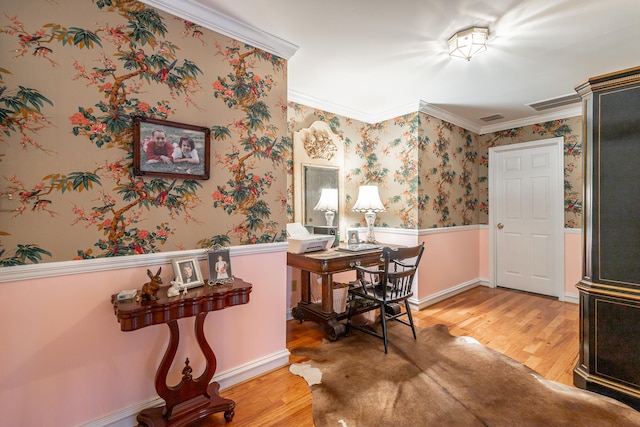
[418,228,480,300]
[0,247,287,427]
[564,231,583,295]
[479,227,489,280]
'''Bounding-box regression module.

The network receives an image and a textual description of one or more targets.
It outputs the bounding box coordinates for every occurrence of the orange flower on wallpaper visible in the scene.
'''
[69,112,90,126]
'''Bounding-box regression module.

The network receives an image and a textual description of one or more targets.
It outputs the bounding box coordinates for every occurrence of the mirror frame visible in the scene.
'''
[302,165,340,228]
[293,121,345,233]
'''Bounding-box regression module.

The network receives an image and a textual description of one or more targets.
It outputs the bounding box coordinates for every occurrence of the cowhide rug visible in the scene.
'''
[290,323,640,427]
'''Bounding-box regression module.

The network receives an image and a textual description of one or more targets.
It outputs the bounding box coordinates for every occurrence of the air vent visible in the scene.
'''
[479,114,504,122]
[528,93,581,112]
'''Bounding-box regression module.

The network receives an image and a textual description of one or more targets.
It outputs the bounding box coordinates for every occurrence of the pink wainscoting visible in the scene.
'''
[0,247,287,427]
[417,227,480,301]
[564,231,583,296]
[479,226,489,280]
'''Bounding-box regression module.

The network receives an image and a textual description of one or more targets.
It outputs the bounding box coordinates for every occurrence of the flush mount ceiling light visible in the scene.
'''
[448,27,489,61]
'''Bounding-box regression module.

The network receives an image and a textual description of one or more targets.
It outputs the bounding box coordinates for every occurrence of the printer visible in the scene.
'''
[286,223,335,254]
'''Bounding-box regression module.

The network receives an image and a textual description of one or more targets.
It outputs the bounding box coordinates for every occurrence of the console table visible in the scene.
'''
[288,247,387,340]
[112,278,252,426]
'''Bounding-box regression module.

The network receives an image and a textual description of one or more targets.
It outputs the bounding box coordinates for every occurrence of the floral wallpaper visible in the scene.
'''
[0,0,289,265]
[288,104,582,231]
[288,104,422,229]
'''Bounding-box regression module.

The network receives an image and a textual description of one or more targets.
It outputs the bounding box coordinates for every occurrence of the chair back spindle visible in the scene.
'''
[346,243,425,353]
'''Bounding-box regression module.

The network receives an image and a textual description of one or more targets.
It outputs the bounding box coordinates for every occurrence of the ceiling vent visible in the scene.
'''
[528,93,581,112]
[479,114,504,122]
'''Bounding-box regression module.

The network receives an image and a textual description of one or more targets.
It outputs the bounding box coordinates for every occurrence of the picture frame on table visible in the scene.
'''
[346,228,361,245]
[133,116,210,180]
[207,245,234,285]
[172,257,204,289]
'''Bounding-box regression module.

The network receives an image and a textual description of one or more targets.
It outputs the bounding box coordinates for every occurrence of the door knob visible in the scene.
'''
[497,223,504,230]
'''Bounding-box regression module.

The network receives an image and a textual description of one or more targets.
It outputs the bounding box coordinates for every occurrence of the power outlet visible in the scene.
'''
[291,279,297,292]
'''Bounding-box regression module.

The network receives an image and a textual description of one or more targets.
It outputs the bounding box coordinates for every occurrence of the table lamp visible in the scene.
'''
[313,188,338,227]
[352,185,385,243]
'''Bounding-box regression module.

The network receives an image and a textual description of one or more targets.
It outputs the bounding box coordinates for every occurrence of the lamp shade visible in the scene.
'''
[313,188,338,212]
[448,27,488,61]
[352,185,385,212]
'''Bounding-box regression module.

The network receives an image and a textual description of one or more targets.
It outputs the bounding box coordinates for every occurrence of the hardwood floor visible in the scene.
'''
[194,286,579,426]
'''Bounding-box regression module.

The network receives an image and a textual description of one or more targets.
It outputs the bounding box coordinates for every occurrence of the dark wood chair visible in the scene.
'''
[345,243,425,353]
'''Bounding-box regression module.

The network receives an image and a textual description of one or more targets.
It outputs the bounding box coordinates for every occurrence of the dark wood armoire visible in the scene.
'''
[573,66,640,410]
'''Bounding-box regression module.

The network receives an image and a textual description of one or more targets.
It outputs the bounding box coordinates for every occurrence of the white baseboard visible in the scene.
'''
[564,292,579,304]
[81,349,290,427]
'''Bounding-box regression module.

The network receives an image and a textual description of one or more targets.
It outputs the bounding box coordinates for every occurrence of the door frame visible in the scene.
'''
[488,137,565,301]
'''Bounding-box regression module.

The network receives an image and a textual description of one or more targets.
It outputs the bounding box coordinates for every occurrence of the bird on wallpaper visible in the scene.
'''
[156,59,178,83]
[31,199,52,211]
[263,137,278,158]
[155,178,177,205]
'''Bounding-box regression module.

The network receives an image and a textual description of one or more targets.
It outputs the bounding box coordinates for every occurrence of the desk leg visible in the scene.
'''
[300,270,311,304]
[320,273,334,314]
[137,313,235,426]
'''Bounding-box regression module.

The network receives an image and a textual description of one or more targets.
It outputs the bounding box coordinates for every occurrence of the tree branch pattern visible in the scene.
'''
[206,41,289,246]
[1,1,208,262]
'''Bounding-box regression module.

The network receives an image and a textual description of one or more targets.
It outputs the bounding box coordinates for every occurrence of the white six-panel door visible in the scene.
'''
[489,138,564,299]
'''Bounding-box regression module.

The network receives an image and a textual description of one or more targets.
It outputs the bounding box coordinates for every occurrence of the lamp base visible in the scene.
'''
[324,210,335,227]
[364,210,377,244]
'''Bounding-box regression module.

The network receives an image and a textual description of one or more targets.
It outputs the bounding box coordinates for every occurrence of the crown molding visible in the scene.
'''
[289,90,421,124]
[477,105,582,135]
[288,90,375,123]
[139,0,298,59]
[419,102,482,133]
[291,94,582,133]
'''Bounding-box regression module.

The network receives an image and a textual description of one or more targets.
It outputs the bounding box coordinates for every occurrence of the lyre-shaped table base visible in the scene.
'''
[136,313,234,426]
[111,279,252,427]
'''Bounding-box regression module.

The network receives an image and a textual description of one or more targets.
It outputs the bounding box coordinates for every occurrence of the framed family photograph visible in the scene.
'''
[346,228,361,245]
[133,116,211,180]
[172,257,204,289]
[207,245,234,285]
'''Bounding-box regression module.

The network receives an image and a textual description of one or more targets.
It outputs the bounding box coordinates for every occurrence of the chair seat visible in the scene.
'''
[350,283,412,304]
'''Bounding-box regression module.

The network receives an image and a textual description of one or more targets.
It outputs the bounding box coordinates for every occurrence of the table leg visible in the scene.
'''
[320,273,334,314]
[300,270,311,304]
[137,313,235,426]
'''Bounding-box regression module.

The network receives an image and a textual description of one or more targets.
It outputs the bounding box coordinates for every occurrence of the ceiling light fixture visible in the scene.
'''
[448,27,489,61]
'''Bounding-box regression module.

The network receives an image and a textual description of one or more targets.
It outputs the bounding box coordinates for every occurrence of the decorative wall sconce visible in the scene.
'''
[352,185,385,243]
[448,27,489,61]
[314,188,339,226]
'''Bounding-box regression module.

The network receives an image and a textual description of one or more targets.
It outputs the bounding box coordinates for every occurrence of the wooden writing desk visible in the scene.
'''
[287,247,386,340]
[112,278,252,426]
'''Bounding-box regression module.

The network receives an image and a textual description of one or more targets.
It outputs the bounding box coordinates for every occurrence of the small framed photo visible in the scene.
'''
[172,257,204,289]
[207,244,234,285]
[347,228,361,245]
[133,116,210,180]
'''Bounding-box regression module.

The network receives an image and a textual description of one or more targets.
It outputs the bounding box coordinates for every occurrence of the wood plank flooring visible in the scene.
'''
[193,286,579,426]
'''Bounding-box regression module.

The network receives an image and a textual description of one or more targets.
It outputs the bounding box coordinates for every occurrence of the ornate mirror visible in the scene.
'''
[293,121,344,231]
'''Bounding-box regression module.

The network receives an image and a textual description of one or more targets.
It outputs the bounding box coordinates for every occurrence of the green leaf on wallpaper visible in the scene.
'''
[15,87,53,112]
[3,244,52,266]
[56,172,101,193]
[211,126,231,140]
[127,9,167,43]
[67,27,102,49]
[103,114,128,135]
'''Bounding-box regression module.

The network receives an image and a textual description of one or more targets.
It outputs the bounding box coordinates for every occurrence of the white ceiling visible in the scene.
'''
[144,0,640,133]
